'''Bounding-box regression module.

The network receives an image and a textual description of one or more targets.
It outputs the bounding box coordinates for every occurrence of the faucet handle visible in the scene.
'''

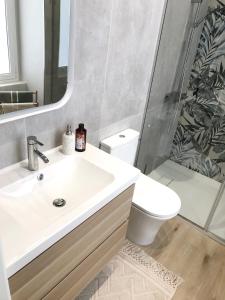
[36,140,44,146]
[27,136,44,146]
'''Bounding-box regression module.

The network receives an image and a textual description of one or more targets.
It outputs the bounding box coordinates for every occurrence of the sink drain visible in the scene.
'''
[37,173,44,181]
[53,198,66,207]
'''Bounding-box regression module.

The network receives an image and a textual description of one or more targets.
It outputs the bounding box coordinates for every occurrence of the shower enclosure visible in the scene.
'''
[136,0,225,244]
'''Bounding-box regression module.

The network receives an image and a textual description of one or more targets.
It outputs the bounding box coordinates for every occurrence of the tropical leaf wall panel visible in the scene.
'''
[171,0,225,182]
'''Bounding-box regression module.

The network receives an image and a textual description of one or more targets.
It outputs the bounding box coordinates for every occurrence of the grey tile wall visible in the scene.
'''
[0,0,166,169]
[0,119,26,169]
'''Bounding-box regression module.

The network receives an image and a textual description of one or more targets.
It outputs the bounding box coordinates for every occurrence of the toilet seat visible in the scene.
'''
[133,174,181,219]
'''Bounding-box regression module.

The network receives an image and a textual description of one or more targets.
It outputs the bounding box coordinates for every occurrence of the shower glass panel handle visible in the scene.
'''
[164,91,180,103]
[163,91,180,135]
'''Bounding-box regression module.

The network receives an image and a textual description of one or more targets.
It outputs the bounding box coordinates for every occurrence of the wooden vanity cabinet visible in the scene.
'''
[9,185,134,300]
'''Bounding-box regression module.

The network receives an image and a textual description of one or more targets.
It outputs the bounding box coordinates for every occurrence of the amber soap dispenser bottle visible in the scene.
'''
[75,123,87,152]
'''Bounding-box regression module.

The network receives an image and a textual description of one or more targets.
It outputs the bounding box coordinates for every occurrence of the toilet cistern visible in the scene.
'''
[27,136,49,171]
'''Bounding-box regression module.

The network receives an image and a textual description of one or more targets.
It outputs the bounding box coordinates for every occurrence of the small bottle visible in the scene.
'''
[75,123,87,152]
[62,125,74,155]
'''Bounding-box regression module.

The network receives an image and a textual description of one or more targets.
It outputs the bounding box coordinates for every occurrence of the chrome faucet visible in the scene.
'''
[27,136,49,171]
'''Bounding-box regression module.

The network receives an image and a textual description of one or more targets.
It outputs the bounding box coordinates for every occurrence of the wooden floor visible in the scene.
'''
[142,216,225,300]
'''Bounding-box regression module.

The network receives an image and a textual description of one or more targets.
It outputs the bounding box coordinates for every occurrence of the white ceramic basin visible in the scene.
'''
[0,144,140,277]
[0,156,114,226]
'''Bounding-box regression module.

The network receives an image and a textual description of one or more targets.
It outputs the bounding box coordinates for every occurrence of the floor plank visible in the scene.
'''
[142,216,225,300]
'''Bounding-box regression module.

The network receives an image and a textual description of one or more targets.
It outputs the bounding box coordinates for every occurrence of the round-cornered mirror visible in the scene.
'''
[0,0,73,123]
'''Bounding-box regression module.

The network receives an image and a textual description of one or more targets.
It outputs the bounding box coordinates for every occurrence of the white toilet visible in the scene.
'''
[100,129,181,246]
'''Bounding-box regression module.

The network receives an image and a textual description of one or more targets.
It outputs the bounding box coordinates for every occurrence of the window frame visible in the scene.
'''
[0,0,19,84]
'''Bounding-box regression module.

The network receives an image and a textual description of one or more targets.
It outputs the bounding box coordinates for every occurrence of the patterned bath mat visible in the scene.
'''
[77,241,183,300]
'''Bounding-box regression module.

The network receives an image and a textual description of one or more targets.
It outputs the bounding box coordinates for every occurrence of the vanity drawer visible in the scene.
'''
[43,221,128,300]
[9,185,134,300]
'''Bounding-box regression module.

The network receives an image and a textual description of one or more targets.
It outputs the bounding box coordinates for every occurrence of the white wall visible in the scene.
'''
[18,0,45,105]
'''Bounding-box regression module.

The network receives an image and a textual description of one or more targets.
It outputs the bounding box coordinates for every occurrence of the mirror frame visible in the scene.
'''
[0,0,75,124]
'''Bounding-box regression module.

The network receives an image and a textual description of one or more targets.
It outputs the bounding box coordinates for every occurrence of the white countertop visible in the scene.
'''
[0,143,140,278]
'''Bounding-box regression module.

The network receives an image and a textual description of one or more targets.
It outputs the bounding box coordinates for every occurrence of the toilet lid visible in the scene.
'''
[133,174,181,218]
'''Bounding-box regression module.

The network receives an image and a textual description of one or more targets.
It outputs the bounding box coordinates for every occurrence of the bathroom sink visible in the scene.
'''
[0,156,113,208]
[0,144,140,277]
[0,156,114,230]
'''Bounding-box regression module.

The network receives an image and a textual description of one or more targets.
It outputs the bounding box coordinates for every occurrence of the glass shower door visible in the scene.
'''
[136,0,202,174]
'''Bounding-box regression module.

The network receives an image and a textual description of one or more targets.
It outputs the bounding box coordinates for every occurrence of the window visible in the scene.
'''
[58,0,70,68]
[0,0,19,84]
[0,0,10,74]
